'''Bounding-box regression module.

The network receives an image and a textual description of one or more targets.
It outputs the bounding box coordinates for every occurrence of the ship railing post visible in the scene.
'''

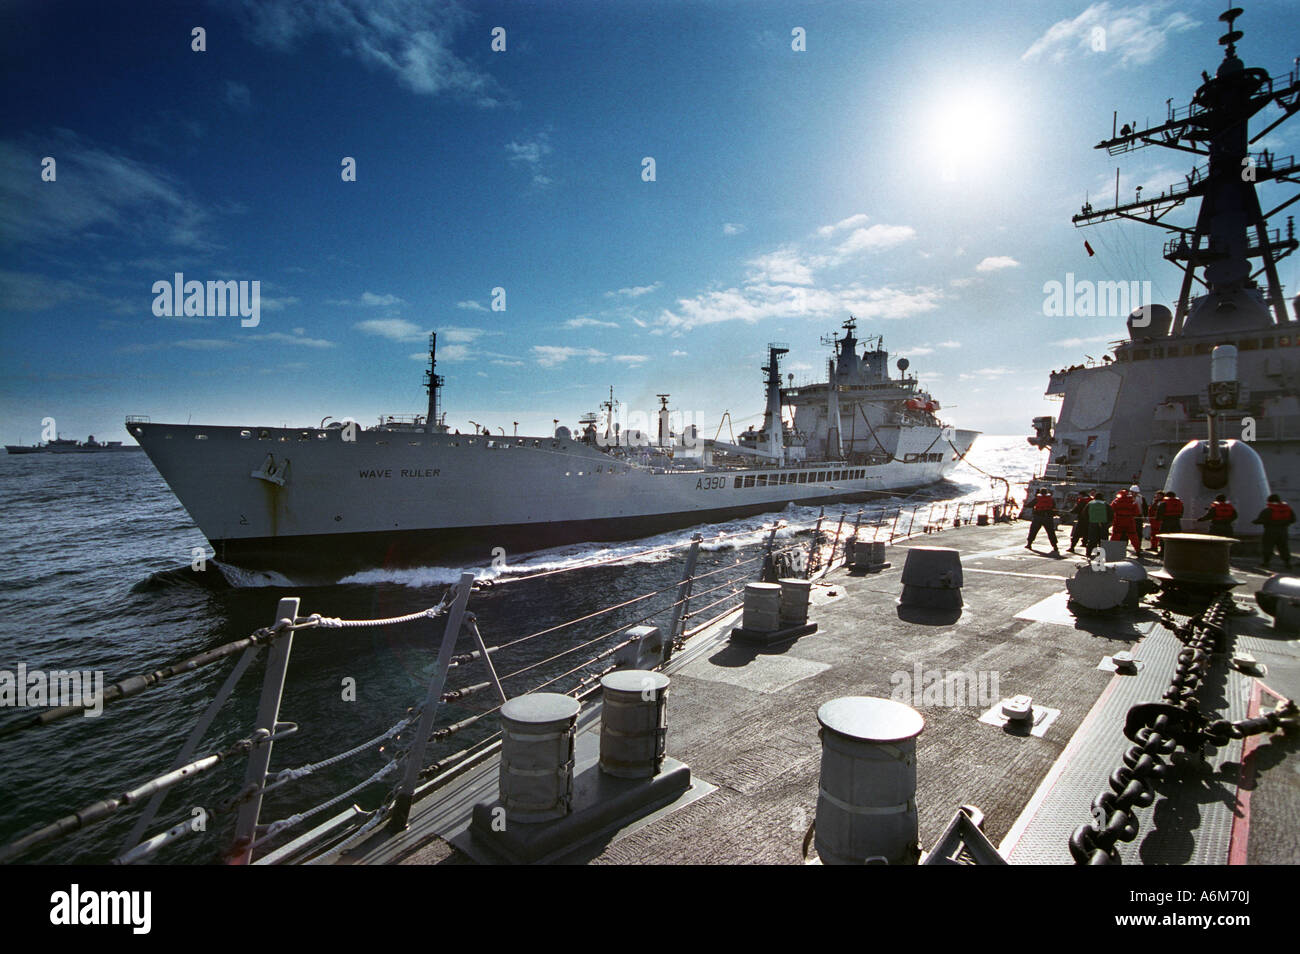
[760,522,780,582]
[666,534,702,660]
[230,596,298,865]
[808,510,825,573]
[391,571,475,831]
[828,511,846,568]
[890,507,902,541]
[907,505,919,536]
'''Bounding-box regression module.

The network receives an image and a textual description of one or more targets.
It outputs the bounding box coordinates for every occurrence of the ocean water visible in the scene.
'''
[0,436,1041,864]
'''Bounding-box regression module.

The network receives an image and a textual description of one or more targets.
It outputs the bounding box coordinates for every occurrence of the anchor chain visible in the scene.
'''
[1068,593,1297,864]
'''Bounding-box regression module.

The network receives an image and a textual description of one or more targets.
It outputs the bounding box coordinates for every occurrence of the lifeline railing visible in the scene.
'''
[0,494,1019,865]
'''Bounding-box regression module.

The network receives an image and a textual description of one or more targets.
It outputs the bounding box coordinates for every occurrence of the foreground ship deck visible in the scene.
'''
[324,521,1298,866]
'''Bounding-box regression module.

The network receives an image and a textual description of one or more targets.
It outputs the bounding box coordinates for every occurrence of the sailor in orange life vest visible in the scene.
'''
[1252,493,1295,570]
[1109,488,1142,557]
[1153,490,1185,554]
[1148,491,1165,553]
[1067,491,1094,553]
[1195,494,1238,536]
[1024,488,1060,555]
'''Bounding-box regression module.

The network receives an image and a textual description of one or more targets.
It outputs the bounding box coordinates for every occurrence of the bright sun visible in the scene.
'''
[922,85,1012,182]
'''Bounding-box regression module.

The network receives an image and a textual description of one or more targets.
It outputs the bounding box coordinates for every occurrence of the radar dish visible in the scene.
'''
[554,425,571,441]
[896,357,910,372]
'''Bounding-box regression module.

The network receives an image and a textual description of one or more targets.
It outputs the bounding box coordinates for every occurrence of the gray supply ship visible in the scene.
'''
[129,318,977,575]
[4,435,140,454]
[1026,7,1299,530]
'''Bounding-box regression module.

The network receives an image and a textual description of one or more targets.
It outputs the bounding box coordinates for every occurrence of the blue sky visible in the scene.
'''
[3,0,1298,444]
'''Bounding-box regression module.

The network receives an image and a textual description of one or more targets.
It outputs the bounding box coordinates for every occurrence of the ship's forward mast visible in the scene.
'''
[1072,7,1300,334]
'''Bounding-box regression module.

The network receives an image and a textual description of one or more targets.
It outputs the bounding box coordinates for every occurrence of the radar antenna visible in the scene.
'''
[1070,7,1300,332]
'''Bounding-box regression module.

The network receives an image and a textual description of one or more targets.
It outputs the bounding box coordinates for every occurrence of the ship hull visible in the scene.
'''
[131,421,978,576]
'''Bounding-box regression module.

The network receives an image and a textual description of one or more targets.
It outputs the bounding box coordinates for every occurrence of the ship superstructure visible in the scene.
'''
[130,325,977,575]
[1030,8,1300,502]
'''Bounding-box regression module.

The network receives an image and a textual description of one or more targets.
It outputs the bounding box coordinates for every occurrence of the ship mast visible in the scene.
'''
[423,332,444,433]
[761,343,789,460]
[1072,7,1299,334]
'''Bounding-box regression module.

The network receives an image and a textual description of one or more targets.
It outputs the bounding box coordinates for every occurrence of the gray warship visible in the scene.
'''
[1027,6,1299,530]
[129,318,977,575]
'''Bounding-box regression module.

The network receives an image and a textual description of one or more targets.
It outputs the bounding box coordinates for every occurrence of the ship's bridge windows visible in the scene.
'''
[798,472,808,484]
[743,475,755,488]
[1239,338,1258,350]
[1196,342,1215,354]
[532,440,541,448]
[1132,348,1149,360]
[258,429,270,439]
[408,441,421,446]
[239,429,251,439]
[317,432,328,440]
[1260,337,1275,350]
[817,472,827,482]
[376,440,388,445]
[734,476,742,489]
[195,434,208,440]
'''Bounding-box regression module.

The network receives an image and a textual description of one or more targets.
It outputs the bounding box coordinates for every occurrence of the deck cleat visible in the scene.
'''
[1002,695,1034,721]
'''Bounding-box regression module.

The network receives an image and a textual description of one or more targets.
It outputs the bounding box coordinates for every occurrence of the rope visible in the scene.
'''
[248,760,400,852]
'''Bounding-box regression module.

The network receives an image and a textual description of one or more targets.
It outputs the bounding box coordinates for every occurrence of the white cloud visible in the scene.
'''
[613,354,649,364]
[834,224,916,256]
[959,367,1016,381]
[975,256,1020,272]
[505,134,552,165]
[658,282,942,331]
[905,346,935,356]
[456,300,487,311]
[605,282,661,299]
[355,317,424,341]
[746,247,816,285]
[1022,2,1198,68]
[234,0,503,105]
[533,345,607,367]
[817,213,870,236]
[249,331,333,347]
[331,291,404,308]
[1051,334,1118,347]
[0,133,211,248]
[437,326,487,343]
[722,222,745,236]
[260,295,300,311]
[565,317,619,329]
[937,340,962,349]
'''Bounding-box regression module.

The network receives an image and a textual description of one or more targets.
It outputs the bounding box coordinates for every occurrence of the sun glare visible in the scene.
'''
[923,84,1012,182]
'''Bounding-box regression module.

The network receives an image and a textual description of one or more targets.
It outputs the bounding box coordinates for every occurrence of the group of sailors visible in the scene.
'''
[1024,485,1295,569]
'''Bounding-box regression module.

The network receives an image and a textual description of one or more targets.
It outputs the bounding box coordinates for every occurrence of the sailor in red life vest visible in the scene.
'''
[1154,490,1184,554]
[1024,488,1060,555]
[1129,484,1147,545]
[1195,494,1238,536]
[1147,491,1165,553]
[1109,488,1142,556]
[1252,493,1295,570]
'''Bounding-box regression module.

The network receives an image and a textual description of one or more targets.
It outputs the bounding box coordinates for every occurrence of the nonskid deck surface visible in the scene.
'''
[335,522,1298,865]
